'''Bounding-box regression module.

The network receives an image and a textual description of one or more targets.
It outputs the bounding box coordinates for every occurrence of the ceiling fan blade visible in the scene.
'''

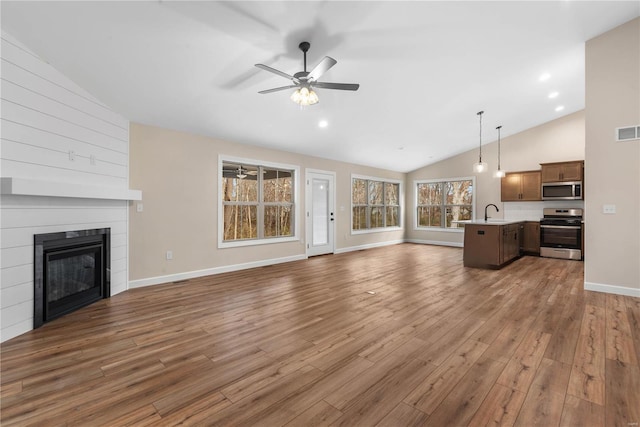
[307,56,337,82]
[313,82,360,91]
[258,85,299,94]
[255,64,300,84]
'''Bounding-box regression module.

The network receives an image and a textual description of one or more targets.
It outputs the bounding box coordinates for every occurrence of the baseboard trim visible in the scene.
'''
[128,254,307,289]
[584,281,640,297]
[405,239,463,248]
[334,239,405,254]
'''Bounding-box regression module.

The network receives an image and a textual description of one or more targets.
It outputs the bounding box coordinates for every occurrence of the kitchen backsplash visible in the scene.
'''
[503,200,585,221]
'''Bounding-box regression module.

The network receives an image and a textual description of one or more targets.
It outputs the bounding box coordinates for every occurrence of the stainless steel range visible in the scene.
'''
[540,208,583,260]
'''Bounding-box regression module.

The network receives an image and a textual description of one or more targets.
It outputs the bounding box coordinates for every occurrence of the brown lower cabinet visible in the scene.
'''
[463,222,523,269]
[522,221,540,255]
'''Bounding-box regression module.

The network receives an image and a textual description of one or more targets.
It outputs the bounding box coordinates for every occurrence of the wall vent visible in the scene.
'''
[615,125,640,142]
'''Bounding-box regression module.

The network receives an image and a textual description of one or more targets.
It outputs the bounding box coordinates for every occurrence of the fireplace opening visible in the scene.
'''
[34,228,110,328]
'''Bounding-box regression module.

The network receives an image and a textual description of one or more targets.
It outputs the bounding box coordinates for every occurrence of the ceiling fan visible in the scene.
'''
[222,165,259,179]
[255,41,359,106]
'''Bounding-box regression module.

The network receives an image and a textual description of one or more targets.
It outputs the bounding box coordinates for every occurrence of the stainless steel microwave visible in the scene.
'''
[541,181,583,200]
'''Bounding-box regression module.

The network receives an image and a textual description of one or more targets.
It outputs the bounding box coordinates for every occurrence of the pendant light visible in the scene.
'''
[472,111,487,173]
[494,125,506,178]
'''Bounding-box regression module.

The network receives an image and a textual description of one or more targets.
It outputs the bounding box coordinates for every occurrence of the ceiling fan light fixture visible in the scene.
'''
[236,165,247,179]
[291,86,318,106]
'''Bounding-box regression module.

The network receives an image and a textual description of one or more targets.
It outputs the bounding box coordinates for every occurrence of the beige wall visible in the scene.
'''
[405,111,585,245]
[129,123,404,282]
[585,17,640,294]
[130,18,639,296]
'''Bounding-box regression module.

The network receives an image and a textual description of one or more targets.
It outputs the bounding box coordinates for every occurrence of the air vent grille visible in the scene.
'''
[616,125,640,142]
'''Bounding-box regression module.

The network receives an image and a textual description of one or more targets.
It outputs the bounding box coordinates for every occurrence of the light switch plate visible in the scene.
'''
[136,203,143,212]
[603,204,616,214]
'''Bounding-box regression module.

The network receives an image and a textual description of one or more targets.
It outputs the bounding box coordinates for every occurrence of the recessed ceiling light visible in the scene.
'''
[548,91,559,99]
[555,105,565,112]
[398,146,404,151]
[318,120,328,128]
[539,73,551,82]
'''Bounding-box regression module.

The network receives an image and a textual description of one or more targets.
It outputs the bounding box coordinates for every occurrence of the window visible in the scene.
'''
[352,176,401,232]
[416,178,474,230]
[220,158,297,246]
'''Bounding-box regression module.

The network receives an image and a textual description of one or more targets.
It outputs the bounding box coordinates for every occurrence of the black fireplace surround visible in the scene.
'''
[34,228,110,328]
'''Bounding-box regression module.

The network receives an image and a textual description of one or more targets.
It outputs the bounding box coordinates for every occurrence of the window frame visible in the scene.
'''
[414,176,476,233]
[218,155,300,248]
[351,174,403,235]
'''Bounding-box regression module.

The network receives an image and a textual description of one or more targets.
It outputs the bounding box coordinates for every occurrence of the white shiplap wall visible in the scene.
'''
[0,31,131,342]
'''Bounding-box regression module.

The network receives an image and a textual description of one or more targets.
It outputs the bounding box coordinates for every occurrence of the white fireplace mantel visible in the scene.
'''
[0,177,142,201]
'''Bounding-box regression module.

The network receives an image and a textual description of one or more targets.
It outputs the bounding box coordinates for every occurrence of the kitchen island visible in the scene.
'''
[461,220,524,269]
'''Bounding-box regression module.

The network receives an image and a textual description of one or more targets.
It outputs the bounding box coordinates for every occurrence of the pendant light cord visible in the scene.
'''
[477,111,484,162]
[496,125,502,170]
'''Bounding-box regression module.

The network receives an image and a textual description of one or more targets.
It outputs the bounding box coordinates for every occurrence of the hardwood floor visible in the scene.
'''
[1,244,639,426]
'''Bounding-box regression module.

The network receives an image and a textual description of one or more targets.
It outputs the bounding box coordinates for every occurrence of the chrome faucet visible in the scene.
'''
[484,204,499,221]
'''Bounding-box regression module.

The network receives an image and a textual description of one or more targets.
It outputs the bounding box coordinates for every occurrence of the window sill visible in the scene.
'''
[413,227,464,233]
[218,236,299,249]
[351,226,403,235]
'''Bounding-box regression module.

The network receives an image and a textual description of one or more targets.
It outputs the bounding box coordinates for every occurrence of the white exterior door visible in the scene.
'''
[306,170,335,257]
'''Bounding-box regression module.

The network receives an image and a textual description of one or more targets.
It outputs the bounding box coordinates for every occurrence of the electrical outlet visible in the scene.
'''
[603,204,616,214]
[166,250,173,260]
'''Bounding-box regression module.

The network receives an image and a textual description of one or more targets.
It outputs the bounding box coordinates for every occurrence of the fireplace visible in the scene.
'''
[34,228,110,328]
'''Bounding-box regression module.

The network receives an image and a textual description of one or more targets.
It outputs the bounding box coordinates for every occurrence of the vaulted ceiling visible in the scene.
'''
[2,1,638,172]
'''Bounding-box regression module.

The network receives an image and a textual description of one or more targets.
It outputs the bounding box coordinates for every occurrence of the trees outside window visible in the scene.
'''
[222,161,294,242]
[352,176,401,231]
[416,178,473,229]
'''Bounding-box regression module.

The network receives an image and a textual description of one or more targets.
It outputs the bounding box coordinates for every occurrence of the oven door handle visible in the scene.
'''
[540,225,581,230]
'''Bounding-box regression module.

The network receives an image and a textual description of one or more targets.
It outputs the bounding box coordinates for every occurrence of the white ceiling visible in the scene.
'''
[2,1,638,173]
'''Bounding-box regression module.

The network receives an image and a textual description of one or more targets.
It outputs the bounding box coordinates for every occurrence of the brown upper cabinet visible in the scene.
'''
[540,160,584,182]
[501,171,542,201]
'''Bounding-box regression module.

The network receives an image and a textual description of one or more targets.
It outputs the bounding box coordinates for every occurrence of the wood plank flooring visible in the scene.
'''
[1,243,639,426]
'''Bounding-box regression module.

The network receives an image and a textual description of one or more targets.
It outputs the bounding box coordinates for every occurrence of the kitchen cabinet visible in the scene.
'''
[502,223,521,263]
[463,221,523,269]
[501,171,541,201]
[540,160,583,182]
[522,221,540,255]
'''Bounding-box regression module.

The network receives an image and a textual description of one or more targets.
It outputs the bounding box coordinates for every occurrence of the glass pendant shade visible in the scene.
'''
[473,161,488,173]
[291,86,319,106]
[494,169,506,178]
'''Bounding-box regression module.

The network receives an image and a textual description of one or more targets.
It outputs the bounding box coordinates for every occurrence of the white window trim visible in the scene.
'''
[218,155,300,248]
[351,173,403,235]
[413,176,476,233]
